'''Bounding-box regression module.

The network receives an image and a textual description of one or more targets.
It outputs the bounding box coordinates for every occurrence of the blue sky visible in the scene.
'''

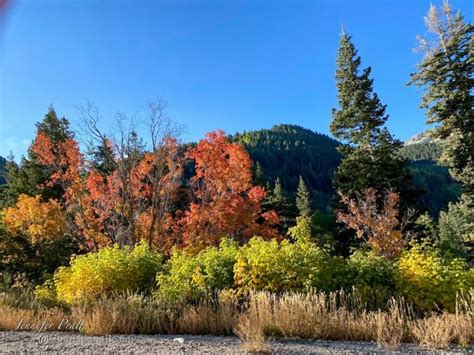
[0,0,472,158]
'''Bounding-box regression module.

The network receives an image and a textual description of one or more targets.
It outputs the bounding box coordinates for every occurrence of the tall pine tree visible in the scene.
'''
[296,175,312,217]
[266,177,297,233]
[330,31,416,210]
[409,1,473,201]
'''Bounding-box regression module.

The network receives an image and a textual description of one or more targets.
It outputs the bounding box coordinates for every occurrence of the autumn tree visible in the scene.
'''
[2,194,67,244]
[337,189,413,259]
[181,130,279,252]
[0,108,77,207]
[76,100,183,251]
[1,194,77,286]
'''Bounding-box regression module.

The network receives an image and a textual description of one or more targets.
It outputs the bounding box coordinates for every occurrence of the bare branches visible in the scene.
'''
[73,99,185,250]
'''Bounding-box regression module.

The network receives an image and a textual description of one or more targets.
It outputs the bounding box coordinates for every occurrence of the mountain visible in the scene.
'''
[232,124,341,212]
[400,137,459,215]
[234,125,459,216]
[400,142,442,161]
[407,160,460,216]
[404,131,435,146]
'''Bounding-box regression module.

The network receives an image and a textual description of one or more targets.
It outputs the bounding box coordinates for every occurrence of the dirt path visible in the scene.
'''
[0,332,469,353]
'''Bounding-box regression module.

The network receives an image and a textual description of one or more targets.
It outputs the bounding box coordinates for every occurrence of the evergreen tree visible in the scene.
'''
[253,161,266,187]
[330,31,417,209]
[0,107,74,206]
[438,195,474,263]
[296,175,312,217]
[409,1,473,199]
[89,138,116,176]
[267,177,297,233]
[35,106,73,144]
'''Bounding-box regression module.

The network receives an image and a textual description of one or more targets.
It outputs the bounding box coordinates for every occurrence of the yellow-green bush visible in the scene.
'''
[234,236,340,293]
[344,250,397,309]
[346,250,396,288]
[396,242,473,312]
[54,242,163,304]
[156,239,238,303]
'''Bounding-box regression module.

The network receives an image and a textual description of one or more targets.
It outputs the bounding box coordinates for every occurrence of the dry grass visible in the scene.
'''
[234,294,271,353]
[72,295,177,335]
[375,299,408,350]
[0,290,472,351]
[176,295,236,335]
[0,305,71,332]
[0,292,74,332]
[410,313,455,349]
[452,313,473,348]
[410,312,473,349]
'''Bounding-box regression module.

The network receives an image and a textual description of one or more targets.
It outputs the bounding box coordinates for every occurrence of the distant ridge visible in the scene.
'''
[405,131,435,146]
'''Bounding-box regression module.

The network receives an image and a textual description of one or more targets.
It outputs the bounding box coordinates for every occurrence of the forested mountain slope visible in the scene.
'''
[232,124,341,212]
[400,141,460,215]
[234,125,459,215]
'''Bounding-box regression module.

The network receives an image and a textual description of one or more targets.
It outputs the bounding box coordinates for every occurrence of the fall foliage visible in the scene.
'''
[2,194,67,244]
[336,189,409,259]
[31,131,83,202]
[180,130,279,251]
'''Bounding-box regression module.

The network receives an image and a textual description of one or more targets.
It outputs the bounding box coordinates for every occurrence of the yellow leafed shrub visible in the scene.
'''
[54,241,163,304]
[396,242,473,312]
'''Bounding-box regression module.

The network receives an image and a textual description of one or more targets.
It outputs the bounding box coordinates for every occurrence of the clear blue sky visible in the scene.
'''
[0,0,472,158]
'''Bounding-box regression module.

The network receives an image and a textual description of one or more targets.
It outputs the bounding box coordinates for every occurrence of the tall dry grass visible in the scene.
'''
[0,292,74,332]
[0,290,472,351]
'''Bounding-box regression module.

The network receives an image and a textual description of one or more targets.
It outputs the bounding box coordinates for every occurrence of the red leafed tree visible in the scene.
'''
[31,131,83,202]
[181,130,279,251]
[336,188,413,259]
[75,101,184,251]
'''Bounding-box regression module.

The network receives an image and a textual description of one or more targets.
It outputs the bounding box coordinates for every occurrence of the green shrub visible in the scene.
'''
[396,242,473,312]
[156,239,238,304]
[438,195,474,262]
[234,236,339,293]
[344,250,397,308]
[54,242,163,304]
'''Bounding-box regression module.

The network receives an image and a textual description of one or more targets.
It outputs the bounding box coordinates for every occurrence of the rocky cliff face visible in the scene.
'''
[404,131,435,146]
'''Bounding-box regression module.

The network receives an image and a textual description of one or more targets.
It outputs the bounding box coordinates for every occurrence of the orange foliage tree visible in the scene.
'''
[31,131,83,203]
[74,101,184,251]
[336,188,412,259]
[79,138,183,251]
[180,130,279,251]
[2,194,67,244]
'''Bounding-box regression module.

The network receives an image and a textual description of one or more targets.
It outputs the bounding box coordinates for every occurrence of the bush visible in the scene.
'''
[156,239,238,303]
[438,195,474,262]
[345,250,397,308]
[234,236,340,293]
[396,242,473,312]
[54,242,163,304]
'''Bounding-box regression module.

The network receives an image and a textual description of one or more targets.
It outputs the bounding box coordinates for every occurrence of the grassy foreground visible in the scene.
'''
[1,290,472,352]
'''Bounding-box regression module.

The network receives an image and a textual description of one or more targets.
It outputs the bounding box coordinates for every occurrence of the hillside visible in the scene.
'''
[232,125,341,212]
[400,142,442,161]
[400,139,460,215]
[233,125,459,215]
